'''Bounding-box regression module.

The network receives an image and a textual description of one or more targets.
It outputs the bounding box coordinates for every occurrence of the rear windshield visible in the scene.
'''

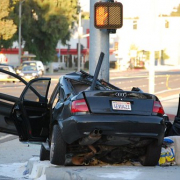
[22,65,37,71]
[69,78,120,93]
[23,62,36,66]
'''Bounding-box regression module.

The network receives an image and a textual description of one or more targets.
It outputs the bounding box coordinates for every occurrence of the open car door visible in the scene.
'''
[0,68,51,142]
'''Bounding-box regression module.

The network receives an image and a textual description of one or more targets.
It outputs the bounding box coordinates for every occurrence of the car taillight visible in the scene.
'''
[71,99,89,113]
[153,101,164,115]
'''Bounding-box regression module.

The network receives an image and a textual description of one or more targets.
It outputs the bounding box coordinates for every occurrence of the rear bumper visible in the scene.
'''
[60,114,165,144]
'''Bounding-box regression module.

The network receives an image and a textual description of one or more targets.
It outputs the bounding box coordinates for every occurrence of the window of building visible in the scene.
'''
[133,20,137,30]
[165,20,169,28]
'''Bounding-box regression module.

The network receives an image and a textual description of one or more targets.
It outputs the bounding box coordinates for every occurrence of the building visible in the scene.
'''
[113,16,180,68]
[1,17,180,69]
[0,19,116,70]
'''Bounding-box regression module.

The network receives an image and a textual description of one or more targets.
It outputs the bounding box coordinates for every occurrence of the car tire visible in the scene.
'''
[139,140,162,166]
[40,143,50,161]
[50,125,66,165]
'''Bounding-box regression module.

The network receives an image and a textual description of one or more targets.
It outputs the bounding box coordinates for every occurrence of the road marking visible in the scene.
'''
[0,134,14,140]
[166,74,171,90]
[155,87,180,94]
[110,76,147,80]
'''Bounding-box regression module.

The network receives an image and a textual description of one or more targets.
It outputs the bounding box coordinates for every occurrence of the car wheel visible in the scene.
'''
[40,143,50,161]
[139,140,162,166]
[50,125,66,165]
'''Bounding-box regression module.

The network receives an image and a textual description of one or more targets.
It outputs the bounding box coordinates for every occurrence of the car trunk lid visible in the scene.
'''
[83,90,156,115]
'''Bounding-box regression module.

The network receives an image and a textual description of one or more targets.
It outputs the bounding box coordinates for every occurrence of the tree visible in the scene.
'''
[10,0,78,63]
[0,0,17,49]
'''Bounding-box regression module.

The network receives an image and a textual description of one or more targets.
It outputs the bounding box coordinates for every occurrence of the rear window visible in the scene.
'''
[24,80,49,102]
[22,65,37,71]
[23,62,36,66]
[69,78,120,93]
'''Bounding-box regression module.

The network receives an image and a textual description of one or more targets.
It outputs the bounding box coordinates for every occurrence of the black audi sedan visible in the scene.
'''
[0,53,167,166]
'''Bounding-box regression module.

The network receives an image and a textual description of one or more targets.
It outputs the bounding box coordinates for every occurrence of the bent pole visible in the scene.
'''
[90,52,105,90]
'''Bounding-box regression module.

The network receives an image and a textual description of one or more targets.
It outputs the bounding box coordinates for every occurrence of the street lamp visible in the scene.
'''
[18,0,25,64]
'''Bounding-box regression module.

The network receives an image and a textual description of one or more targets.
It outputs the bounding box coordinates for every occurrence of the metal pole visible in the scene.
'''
[89,0,109,82]
[18,0,25,64]
[158,13,162,66]
[58,40,61,65]
[149,51,155,94]
[90,52,105,90]
[18,1,22,64]
[149,0,157,94]
[77,6,81,71]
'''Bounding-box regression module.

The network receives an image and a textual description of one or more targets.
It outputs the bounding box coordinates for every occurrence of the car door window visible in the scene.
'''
[0,71,26,97]
[23,80,49,102]
[18,78,51,140]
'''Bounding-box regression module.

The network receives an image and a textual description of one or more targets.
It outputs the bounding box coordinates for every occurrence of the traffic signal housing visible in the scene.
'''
[94,2,123,29]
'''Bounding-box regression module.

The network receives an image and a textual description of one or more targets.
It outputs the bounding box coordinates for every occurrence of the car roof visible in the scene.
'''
[0,66,10,69]
[0,64,14,68]
[23,60,42,63]
[62,70,120,91]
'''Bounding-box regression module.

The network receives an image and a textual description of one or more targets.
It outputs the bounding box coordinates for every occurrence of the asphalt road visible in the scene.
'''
[0,69,179,141]
[46,68,180,99]
[109,69,180,99]
[1,68,180,98]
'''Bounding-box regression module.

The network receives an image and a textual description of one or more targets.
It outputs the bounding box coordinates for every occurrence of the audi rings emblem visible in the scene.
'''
[115,92,127,97]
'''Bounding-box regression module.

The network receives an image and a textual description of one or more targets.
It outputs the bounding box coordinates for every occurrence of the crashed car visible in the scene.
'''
[0,53,167,166]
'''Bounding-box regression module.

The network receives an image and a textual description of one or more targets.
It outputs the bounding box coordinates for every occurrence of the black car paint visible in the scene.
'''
[59,114,165,145]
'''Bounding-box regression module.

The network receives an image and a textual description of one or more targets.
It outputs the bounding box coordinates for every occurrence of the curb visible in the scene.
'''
[26,157,51,179]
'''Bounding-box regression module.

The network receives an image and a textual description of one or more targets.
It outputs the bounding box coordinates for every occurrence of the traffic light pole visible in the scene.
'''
[77,5,81,72]
[149,0,157,94]
[89,0,109,82]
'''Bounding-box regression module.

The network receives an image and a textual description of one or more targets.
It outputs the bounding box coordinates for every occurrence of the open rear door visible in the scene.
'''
[15,78,51,142]
[0,68,51,142]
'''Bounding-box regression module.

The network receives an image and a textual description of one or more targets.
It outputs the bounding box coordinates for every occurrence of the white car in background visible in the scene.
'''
[22,60,45,75]
[16,60,45,76]
[0,65,16,81]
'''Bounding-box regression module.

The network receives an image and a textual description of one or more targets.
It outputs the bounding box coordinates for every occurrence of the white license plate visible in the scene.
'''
[112,101,131,111]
